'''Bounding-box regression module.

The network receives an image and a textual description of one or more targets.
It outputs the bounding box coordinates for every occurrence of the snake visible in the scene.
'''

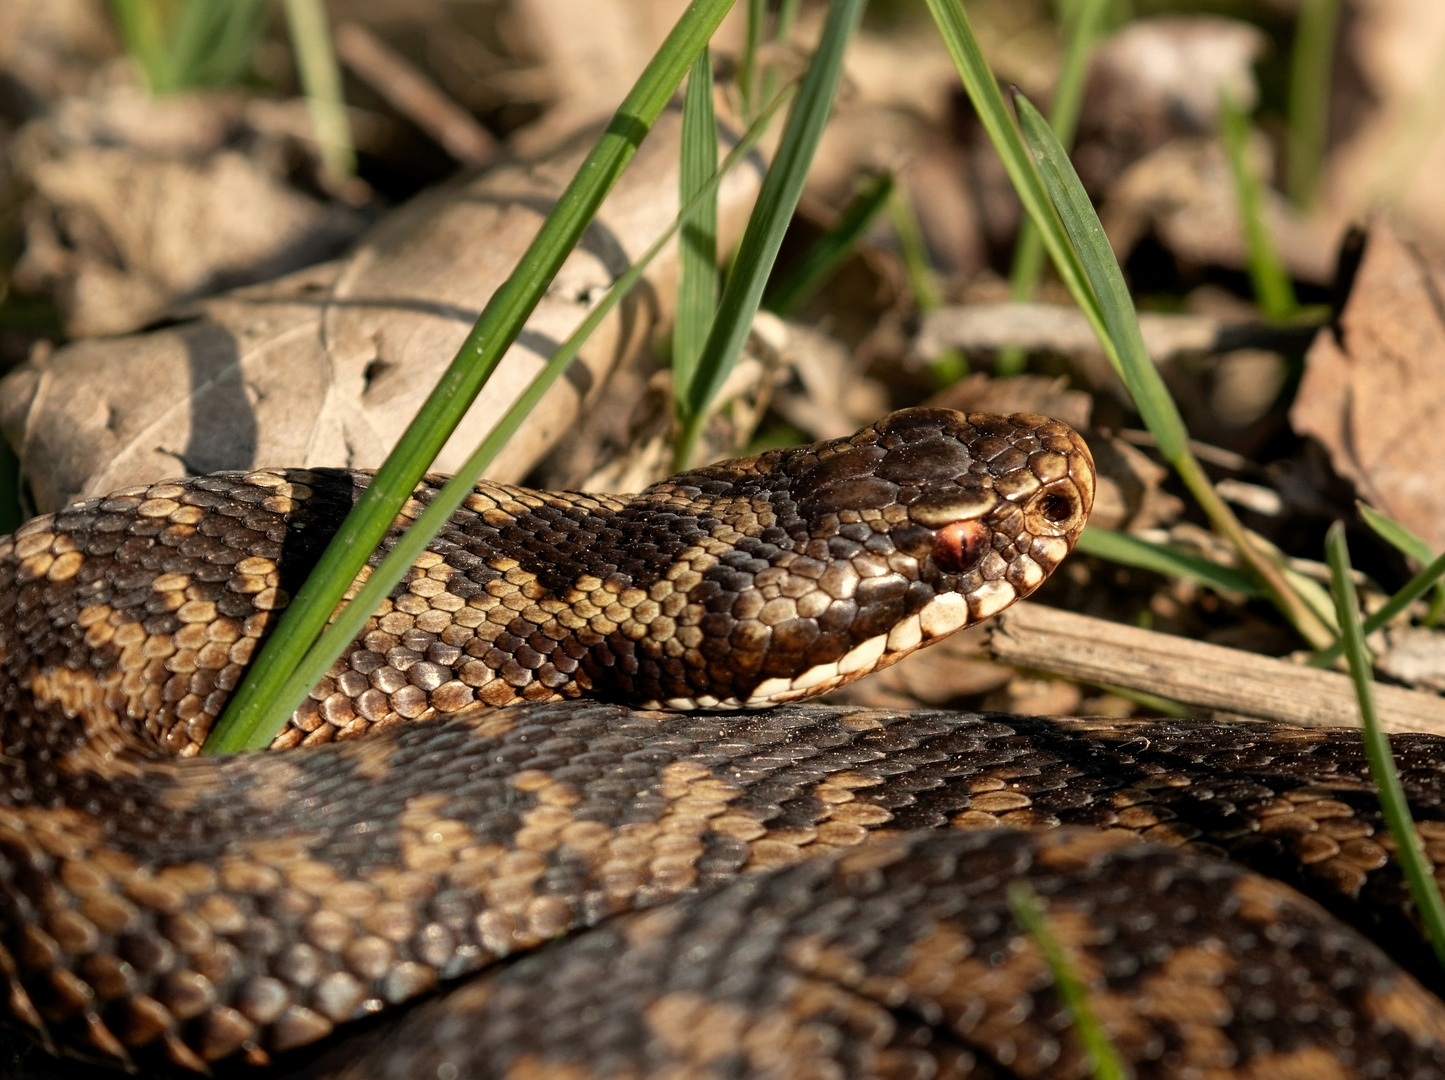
[2,407,1445,1079]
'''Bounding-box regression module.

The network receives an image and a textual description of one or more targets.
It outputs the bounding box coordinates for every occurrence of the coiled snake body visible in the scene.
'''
[2,409,1445,1079]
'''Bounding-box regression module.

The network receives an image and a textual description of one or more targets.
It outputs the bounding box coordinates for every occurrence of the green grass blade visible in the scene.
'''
[282,0,356,184]
[673,48,720,408]
[168,0,270,88]
[1014,94,1188,463]
[889,181,966,384]
[765,171,892,317]
[206,0,738,754]
[111,0,173,93]
[999,0,1110,377]
[1359,502,1435,565]
[673,0,865,471]
[740,0,765,117]
[1220,94,1298,321]
[922,0,1108,351]
[1325,522,1445,972]
[1357,501,1445,625]
[1287,0,1342,209]
[158,0,211,87]
[888,183,943,313]
[1074,527,1263,597]
[203,0,273,86]
[1310,515,1445,669]
[1013,89,1331,648]
[1008,882,1128,1080]
[251,104,777,741]
[925,3,1325,641]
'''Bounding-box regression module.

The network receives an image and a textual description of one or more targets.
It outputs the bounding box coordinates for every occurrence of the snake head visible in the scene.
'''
[644,408,1093,710]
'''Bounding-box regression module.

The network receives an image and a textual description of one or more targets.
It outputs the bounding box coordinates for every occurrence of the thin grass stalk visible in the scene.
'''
[282,0,356,184]
[921,0,1328,639]
[887,185,943,314]
[1325,523,1445,971]
[1074,527,1262,598]
[922,0,1107,351]
[1356,502,1445,626]
[740,0,766,117]
[1311,542,1445,670]
[232,91,787,749]
[759,0,801,109]
[673,0,865,472]
[206,0,737,754]
[766,171,892,316]
[924,0,1325,643]
[1286,0,1341,209]
[673,48,719,403]
[163,0,217,88]
[205,0,273,86]
[888,185,963,384]
[998,0,1109,376]
[1220,95,1298,321]
[1008,883,1128,1080]
[169,0,270,88]
[1012,91,1332,648]
[112,0,173,92]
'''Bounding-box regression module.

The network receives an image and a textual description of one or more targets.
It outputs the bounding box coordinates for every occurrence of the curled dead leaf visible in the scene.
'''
[0,108,763,513]
[1292,222,1445,552]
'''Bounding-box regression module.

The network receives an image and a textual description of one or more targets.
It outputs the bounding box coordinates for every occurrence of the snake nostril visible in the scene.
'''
[933,520,990,574]
[1037,493,1075,523]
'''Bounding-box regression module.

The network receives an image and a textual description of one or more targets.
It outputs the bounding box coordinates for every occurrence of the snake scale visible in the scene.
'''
[3,408,1445,1079]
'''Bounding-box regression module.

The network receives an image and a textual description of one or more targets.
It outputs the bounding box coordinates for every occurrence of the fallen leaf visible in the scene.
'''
[10,88,368,337]
[1321,0,1445,252]
[1379,626,1445,693]
[1102,136,1340,285]
[1075,15,1265,194]
[1291,222,1445,551]
[0,108,763,513]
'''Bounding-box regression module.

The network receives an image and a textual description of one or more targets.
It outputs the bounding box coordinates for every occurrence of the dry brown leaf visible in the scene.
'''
[1379,626,1445,694]
[1075,15,1265,194]
[0,109,763,513]
[929,372,1092,431]
[1322,0,1445,252]
[10,88,368,337]
[1102,137,1340,285]
[1291,222,1445,551]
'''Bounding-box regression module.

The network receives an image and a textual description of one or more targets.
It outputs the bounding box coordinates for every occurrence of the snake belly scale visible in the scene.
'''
[1,408,1445,1079]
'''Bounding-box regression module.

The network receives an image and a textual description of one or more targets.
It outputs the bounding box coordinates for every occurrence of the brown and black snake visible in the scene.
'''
[2,408,1445,1079]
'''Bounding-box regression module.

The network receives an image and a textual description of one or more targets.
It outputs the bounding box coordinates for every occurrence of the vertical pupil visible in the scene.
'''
[933,521,989,574]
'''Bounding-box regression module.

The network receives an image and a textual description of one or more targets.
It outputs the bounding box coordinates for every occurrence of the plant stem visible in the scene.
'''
[206,0,738,754]
[283,0,356,185]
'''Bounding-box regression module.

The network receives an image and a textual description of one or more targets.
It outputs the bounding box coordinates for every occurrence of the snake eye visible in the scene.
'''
[933,520,990,574]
